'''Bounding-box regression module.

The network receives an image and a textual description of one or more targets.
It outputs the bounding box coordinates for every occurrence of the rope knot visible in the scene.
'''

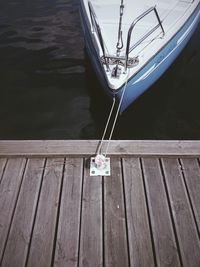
[94,154,107,170]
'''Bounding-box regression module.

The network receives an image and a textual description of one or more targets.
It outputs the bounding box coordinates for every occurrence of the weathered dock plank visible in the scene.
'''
[180,158,200,235]
[142,158,181,267]
[53,158,84,267]
[1,159,45,267]
[123,158,155,267]
[79,162,103,267]
[0,158,26,263]
[0,140,200,156]
[162,158,200,267]
[0,140,199,267]
[104,158,129,267]
[26,158,64,267]
[0,158,7,183]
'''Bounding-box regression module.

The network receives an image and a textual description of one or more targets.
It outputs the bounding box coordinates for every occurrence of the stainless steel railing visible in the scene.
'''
[88,1,165,73]
[88,1,109,70]
[124,6,165,70]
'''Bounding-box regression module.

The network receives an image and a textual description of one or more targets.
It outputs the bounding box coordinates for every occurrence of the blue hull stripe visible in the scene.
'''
[117,4,200,112]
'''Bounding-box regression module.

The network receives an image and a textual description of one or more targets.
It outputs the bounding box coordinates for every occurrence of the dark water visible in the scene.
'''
[0,0,199,140]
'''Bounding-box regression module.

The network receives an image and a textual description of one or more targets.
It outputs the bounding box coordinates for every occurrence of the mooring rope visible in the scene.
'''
[96,95,116,155]
[94,0,130,157]
[104,69,130,156]
[96,69,130,157]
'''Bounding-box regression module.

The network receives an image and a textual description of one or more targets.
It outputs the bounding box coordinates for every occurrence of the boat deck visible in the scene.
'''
[91,0,197,55]
[0,140,200,267]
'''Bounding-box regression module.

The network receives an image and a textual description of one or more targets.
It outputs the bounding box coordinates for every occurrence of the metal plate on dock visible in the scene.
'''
[90,156,111,176]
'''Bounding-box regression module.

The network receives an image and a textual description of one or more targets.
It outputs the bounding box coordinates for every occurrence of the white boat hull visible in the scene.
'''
[80,0,200,112]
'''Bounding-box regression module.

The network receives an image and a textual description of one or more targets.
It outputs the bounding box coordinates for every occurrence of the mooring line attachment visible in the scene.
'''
[90,95,116,177]
[90,154,111,176]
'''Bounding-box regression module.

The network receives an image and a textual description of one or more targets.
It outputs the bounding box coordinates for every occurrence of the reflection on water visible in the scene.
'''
[0,0,199,139]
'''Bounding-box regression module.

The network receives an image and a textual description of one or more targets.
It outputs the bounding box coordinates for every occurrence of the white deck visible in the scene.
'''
[82,0,199,89]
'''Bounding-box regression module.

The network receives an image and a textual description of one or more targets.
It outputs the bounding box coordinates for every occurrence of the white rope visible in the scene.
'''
[96,95,116,155]
[104,69,130,156]
[96,69,130,157]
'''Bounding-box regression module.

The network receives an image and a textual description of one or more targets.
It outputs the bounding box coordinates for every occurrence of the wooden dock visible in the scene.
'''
[0,140,200,267]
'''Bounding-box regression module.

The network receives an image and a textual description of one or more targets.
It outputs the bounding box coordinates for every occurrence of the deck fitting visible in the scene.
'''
[90,155,111,176]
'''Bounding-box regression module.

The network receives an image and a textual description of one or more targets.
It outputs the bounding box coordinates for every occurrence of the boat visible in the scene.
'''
[80,0,200,112]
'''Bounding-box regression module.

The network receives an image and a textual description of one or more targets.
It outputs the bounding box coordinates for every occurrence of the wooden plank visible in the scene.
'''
[180,158,200,234]
[26,158,64,267]
[1,158,45,267]
[0,158,26,262]
[0,140,200,156]
[162,158,200,267]
[122,158,155,267]
[0,158,7,183]
[79,161,103,267]
[142,158,181,267]
[53,158,83,267]
[104,158,129,267]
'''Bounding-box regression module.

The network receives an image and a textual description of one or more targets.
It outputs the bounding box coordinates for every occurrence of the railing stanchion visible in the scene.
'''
[125,6,165,71]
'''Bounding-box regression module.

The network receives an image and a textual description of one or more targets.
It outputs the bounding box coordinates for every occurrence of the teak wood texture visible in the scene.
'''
[0,140,200,267]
